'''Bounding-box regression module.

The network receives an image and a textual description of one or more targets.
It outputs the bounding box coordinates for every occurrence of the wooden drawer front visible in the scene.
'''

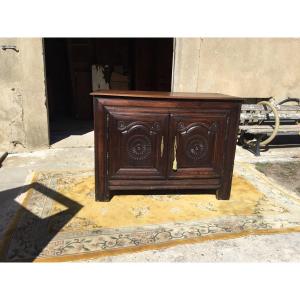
[168,112,228,179]
[107,109,169,179]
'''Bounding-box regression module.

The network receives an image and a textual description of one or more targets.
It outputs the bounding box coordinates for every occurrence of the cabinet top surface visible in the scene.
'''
[91,90,265,102]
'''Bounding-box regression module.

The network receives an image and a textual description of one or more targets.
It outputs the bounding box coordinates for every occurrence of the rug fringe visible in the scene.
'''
[32,226,300,262]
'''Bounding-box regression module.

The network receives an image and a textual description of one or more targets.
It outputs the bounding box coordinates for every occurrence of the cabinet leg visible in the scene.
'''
[96,191,111,202]
[216,185,231,200]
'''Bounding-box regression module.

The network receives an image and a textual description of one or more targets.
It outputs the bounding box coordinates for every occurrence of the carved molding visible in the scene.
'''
[127,135,152,161]
[117,120,128,130]
[117,120,161,135]
[210,122,218,133]
[177,121,218,134]
[149,122,161,135]
[185,134,208,161]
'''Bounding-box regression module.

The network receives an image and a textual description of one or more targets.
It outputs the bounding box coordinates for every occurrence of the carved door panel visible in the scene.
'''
[107,109,169,179]
[168,113,228,179]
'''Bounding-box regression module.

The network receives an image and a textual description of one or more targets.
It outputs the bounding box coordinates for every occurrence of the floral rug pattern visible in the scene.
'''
[1,163,300,262]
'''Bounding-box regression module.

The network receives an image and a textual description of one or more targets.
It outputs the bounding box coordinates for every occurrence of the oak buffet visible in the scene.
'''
[92,90,243,201]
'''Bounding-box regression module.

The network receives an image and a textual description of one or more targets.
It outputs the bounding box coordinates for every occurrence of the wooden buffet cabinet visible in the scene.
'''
[92,90,243,201]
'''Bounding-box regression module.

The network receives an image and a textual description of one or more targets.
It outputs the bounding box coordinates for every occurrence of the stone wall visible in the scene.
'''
[172,38,300,100]
[0,38,48,152]
[1,38,300,152]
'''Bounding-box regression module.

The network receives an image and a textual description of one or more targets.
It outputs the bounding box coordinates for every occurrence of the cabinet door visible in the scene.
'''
[168,113,228,179]
[107,109,168,179]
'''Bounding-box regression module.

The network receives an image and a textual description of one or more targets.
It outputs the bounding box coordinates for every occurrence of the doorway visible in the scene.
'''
[44,38,174,147]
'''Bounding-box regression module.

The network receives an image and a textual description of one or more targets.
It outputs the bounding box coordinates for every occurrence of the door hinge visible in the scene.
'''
[106,152,109,175]
[106,113,109,128]
[105,113,110,140]
[106,113,109,176]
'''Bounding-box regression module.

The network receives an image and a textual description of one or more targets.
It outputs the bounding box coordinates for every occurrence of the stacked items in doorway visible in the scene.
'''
[92,64,129,91]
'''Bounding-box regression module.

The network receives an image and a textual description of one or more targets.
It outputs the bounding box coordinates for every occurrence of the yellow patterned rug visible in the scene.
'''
[1,163,300,262]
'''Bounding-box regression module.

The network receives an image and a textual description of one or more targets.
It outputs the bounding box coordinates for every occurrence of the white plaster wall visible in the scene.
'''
[173,38,300,100]
[0,38,49,152]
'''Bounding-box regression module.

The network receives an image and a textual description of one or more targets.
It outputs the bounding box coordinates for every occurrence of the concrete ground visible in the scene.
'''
[88,232,300,262]
[1,141,300,262]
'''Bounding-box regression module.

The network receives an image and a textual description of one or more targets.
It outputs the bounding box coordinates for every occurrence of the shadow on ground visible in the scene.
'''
[0,183,83,262]
[255,161,300,196]
[50,118,93,144]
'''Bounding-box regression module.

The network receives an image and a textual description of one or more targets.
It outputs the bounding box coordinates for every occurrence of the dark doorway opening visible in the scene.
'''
[44,38,174,146]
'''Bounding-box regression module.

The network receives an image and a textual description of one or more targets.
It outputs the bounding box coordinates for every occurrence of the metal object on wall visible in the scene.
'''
[1,45,19,52]
[0,152,8,168]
